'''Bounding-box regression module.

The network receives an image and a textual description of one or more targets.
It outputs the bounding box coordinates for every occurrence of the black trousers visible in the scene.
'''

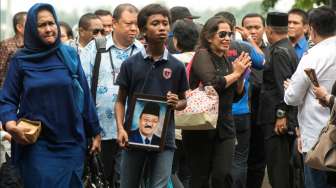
[264,131,295,188]
[246,123,266,188]
[246,84,266,188]
[182,130,235,188]
[99,139,121,188]
[172,139,191,188]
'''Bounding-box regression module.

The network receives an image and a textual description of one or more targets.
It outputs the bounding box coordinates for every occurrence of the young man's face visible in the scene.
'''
[288,13,307,41]
[144,14,170,43]
[139,113,159,137]
[243,16,265,45]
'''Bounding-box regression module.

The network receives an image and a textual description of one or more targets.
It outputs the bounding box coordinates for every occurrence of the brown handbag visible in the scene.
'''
[17,118,42,144]
[304,102,336,171]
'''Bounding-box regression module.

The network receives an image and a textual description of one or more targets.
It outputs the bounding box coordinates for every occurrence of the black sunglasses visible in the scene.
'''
[218,31,234,39]
[91,28,105,35]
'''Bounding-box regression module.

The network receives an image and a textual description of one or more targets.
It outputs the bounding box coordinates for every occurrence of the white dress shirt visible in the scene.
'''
[284,36,336,152]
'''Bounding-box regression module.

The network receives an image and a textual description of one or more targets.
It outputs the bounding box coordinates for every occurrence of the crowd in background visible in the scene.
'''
[0,2,336,188]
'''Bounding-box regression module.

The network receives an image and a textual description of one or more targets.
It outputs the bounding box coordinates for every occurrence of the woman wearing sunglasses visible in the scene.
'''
[182,16,251,188]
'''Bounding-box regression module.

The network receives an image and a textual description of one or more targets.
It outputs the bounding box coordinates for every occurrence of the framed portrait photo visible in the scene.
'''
[126,94,170,151]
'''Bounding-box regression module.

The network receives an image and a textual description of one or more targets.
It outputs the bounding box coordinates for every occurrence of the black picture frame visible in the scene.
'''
[126,93,170,152]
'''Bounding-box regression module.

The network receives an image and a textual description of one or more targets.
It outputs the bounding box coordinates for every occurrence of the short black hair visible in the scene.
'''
[78,13,99,29]
[242,13,265,27]
[59,21,74,39]
[214,11,236,27]
[200,16,233,52]
[308,6,336,37]
[288,8,308,25]
[112,3,138,21]
[172,19,199,52]
[12,11,27,34]
[94,9,112,17]
[137,4,171,33]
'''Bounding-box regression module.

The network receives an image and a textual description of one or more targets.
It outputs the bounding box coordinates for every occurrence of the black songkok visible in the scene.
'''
[266,12,288,27]
[141,102,160,117]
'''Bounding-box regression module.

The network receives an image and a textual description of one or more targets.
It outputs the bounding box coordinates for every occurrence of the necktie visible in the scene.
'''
[145,138,150,144]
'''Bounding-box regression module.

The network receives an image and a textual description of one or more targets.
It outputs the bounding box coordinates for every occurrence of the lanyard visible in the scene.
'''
[108,45,135,84]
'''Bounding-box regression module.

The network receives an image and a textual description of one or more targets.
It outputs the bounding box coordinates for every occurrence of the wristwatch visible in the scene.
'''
[276,109,286,118]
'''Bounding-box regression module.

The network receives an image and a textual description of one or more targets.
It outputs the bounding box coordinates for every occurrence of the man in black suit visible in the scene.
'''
[129,102,161,145]
[258,12,299,188]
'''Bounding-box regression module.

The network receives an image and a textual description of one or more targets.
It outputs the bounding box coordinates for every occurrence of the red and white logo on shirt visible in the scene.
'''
[163,68,172,79]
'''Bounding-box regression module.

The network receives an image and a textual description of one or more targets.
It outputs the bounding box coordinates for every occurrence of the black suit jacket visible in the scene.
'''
[129,129,161,145]
[257,38,299,137]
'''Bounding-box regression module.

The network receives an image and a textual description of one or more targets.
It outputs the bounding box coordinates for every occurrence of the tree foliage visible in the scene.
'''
[262,0,329,12]
[193,1,263,25]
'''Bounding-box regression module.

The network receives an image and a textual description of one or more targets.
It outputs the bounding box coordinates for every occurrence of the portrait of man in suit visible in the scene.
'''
[129,101,161,145]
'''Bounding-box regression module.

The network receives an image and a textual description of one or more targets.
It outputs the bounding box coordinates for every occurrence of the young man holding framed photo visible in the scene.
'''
[114,4,189,188]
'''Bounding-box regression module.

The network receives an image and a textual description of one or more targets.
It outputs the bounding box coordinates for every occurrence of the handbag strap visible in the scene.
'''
[91,37,107,103]
[91,51,102,103]
[187,49,215,87]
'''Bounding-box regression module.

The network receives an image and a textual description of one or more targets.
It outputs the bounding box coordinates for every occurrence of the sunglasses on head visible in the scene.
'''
[92,28,105,35]
[217,31,234,39]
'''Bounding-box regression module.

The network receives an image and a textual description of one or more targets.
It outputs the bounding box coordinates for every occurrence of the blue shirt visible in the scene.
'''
[229,40,265,117]
[232,79,250,115]
[294,36,308,60]
[80,34,143,140]
[116,48,189,148]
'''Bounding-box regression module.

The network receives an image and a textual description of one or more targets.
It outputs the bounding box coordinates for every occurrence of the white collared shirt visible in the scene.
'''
[140,46,169,61]
[140,133,153,144]
[284,36,336,152]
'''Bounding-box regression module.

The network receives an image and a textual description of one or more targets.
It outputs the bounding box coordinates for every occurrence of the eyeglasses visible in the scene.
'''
[217,31,234,39]
[91,28,105,35]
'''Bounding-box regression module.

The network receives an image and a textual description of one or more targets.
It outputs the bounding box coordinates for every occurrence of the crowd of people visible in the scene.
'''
[0,2,336,188]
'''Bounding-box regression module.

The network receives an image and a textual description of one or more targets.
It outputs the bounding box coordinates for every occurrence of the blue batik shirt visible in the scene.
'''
[80,34,143,140]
